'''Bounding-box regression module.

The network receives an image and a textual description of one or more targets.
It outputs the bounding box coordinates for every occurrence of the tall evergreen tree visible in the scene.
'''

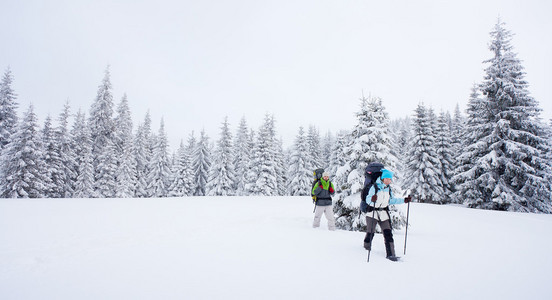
[56,102,77,197]
[1,105,49,198]
[0,67,18,151]
[321,131,334,168]
[133,123,148,197]
[114,94,136,197]
[250,114,278,196]
[169,140,194,197]
[233,117,251,196]
[273,136,287,196]
[389,117,411,188]
[435,111,455,202]
[147,119,172,197]
[451,104,465,157]
[244,129,258,195]
[404,103,443,203]
[207,117,236,196]
[453,86,487,204]
[456,20,552,212]
[72,111,94,197]
[89,67,116,197]
[41,116,64,197]
[328,130,350,191]
[192,130,211,196]
[306,125,322,169]
[287,127,311,196]
[133,113,154,197]
[334,96,401,231]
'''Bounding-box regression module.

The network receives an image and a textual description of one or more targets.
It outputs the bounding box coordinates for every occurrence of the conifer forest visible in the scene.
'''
[1,20,551,230]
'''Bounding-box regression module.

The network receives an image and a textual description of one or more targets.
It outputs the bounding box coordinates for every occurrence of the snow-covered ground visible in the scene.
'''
[1,196,551,300]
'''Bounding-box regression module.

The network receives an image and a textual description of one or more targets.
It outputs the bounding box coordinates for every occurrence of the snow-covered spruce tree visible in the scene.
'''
[0,67,18,151]
[133,113,154,197]
[56,103,77,198]
[168,140,194,197]
[41,116,64,198]
[389,117,411,188]
[133,123,147,197]
[0,68,19,194]
[114,94,136,198]
[88,67,117,197]
[306,125,322,169]
[250,114,278,196]
[273,137,287,196]
[233,117,251,196]
[185,131,198,195]
[334,95,402,231]
[451,104,466,161]
[286,126,312,196]
[192,130,211,196]
[321,131,334,168]
[95,139,118,198]
[207,117,236,196]
[243,129,258,196]
[328,130,350,191]
[147,119,172,197]
[72,111,94,197]
[456,20,552,212]
[453,86,488,204]
[1,105,50,198]
[404,103,444,203]
[435,111,455,202]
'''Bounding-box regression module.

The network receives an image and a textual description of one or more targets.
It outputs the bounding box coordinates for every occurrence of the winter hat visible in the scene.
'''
[380,169,393,180]
[322,172,330,177]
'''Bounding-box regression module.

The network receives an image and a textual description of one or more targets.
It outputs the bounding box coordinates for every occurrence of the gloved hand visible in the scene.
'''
[371,195,377,202]
[360,200,368,213]
[404,196,412,203]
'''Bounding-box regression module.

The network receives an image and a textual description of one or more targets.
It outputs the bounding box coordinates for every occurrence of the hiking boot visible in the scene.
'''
[384,241,396,258]
[386,256,400,262]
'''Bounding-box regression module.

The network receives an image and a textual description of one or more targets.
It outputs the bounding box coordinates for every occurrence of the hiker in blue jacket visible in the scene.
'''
[363,169,411,261]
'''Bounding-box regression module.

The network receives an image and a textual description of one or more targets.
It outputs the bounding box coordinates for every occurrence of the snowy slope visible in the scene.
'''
[1,196,551,300]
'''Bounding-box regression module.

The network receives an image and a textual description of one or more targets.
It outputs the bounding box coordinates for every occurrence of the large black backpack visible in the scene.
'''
[360,162,384,213]
[311,168,325,202]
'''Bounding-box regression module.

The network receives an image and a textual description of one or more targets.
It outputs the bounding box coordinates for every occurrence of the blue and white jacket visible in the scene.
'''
[366,178,405,221]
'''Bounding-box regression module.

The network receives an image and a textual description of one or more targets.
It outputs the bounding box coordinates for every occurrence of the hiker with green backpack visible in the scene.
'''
[312,171,336,231]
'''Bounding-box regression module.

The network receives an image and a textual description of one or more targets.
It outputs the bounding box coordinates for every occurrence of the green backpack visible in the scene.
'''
[311,168,325,202]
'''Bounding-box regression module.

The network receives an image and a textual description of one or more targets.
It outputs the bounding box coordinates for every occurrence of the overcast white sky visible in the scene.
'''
[1,0,551,149]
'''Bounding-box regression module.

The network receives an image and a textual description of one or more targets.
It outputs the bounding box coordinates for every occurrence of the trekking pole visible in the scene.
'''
[403,195,411,256]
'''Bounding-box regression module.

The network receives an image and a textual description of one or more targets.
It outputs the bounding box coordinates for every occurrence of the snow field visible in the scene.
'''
[1,197,551,299]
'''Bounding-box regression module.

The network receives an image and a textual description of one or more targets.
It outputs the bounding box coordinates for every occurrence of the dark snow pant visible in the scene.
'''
[363,216,396,258]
